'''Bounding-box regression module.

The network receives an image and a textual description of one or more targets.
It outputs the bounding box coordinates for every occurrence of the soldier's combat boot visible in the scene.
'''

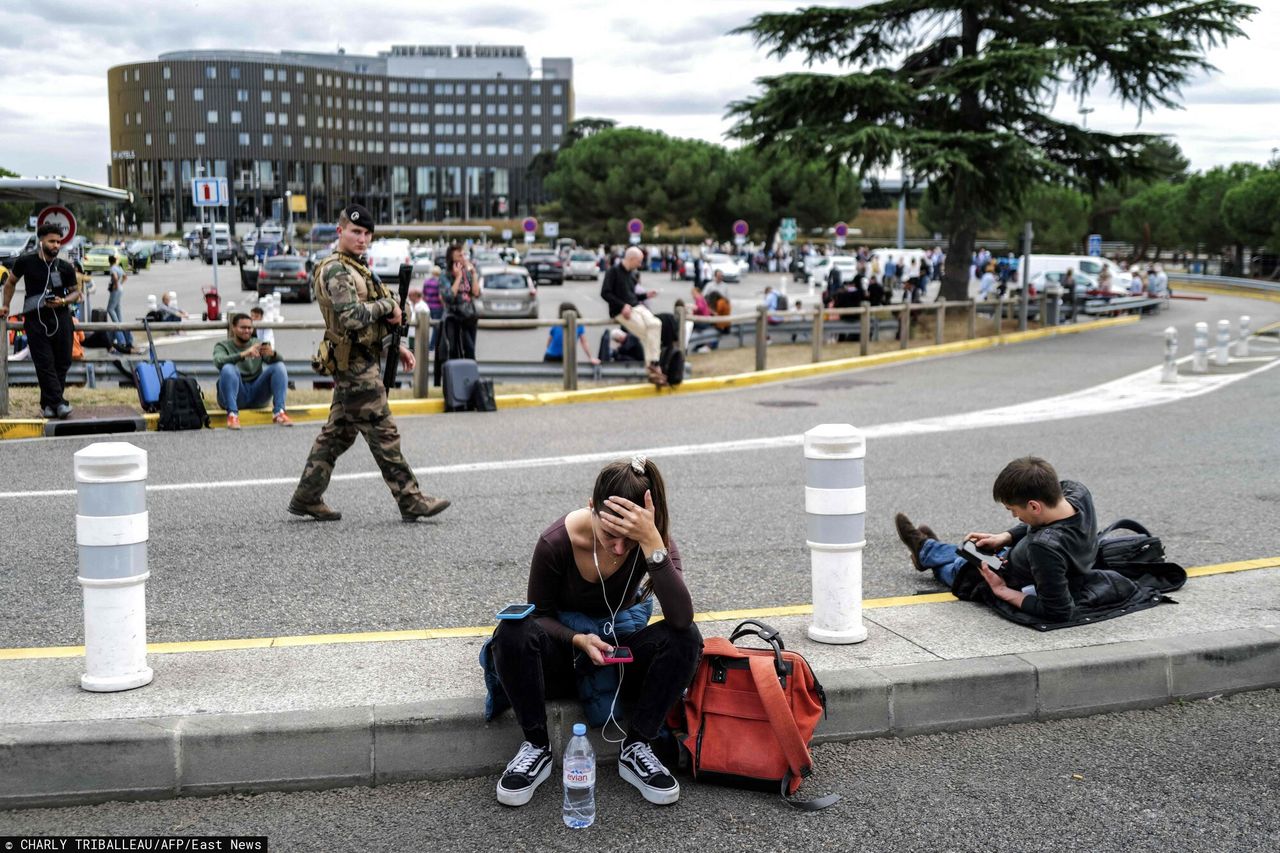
[401,495,451,522]
[288,498,342,521]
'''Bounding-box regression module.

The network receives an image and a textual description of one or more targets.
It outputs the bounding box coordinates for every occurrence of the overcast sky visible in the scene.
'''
[1,0,1275,183]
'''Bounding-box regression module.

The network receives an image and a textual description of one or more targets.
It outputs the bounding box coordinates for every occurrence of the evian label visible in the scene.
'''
[564,764,595,787]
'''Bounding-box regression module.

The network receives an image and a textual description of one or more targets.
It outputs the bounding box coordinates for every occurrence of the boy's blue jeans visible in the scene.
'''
[918,539,969,587]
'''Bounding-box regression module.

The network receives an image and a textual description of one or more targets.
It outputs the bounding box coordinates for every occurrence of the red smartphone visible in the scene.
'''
[601,646,633,664]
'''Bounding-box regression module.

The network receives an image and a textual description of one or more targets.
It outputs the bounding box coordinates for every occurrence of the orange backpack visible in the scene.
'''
[668,620,839,810]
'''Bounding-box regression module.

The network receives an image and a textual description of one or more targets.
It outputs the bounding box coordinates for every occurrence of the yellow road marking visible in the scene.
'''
[2,555,1275,661]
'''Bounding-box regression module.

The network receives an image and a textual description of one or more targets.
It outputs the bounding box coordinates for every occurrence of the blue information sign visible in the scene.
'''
[1087,234,1102,257]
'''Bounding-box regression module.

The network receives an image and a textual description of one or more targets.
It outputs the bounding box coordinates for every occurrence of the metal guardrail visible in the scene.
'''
[1169,273,1280,294]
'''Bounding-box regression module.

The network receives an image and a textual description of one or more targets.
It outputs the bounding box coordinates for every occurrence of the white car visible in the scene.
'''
[566,251,599,280]
[806,255,859,289]
[1025,270,1099,298]
[702,253,741,283]
[367,238,412,278]
[162,240,190,260]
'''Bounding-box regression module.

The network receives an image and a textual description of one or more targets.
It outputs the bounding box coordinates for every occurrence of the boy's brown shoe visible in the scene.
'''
[895,513,930,572]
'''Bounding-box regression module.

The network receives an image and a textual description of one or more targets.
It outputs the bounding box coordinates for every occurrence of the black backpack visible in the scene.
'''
[84,309,113,349]
[661,344,685,387]
[1096,519,1165,568]
[775,293,789,310]
[157,374,211,431]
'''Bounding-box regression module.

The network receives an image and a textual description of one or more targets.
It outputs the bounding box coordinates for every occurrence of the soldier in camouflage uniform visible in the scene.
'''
[288,204,450,522]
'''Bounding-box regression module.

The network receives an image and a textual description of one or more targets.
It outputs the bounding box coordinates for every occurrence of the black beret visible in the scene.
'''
[341,203,375,233]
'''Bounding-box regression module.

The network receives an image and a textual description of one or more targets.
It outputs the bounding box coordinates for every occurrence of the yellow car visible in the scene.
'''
[82,245,122,275]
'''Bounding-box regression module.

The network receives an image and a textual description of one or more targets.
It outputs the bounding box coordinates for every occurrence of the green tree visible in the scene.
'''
[527,117,617,210]
[544,128,724,243]
[1113,181,1188,258]
[0,166,32,229]
[1003,185,1092,253]
[728,1,1256,300]
[1181,162,1260,260]
[705,147,862,241]
[1220,169,1280,253]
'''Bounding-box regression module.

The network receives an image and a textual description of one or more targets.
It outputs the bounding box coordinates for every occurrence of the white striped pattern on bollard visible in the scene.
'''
[1236,315,1251,357]
[804,424,869,644]
[1215,319,1231,367]
[74,442,154,693]
[1161,326,1178,384]
[1192,322,1209,374]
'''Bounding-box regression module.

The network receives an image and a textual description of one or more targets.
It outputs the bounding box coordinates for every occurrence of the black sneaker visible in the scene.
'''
[619,741,680,805]
[496,741,552,807]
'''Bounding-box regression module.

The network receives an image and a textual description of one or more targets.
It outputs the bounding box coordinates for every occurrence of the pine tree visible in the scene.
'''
[729,1,1256,300]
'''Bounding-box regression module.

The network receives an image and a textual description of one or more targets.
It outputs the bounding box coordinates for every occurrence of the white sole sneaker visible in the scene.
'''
[619,761,681,805]
[496,760,551,807]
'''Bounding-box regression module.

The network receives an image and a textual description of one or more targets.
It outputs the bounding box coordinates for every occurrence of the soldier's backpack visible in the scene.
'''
[157,373,210,431]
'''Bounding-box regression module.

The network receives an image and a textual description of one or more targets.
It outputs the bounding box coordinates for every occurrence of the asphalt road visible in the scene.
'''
[2,688,1276,851]
[0,290,1276,647]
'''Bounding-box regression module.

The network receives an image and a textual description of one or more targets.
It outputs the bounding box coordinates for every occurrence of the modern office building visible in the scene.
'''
[107,45,574,235]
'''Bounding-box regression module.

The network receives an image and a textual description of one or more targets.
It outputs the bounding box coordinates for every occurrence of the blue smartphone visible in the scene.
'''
[496,603,535,620]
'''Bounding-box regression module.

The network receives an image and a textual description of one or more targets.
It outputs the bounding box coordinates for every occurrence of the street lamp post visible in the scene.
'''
[1079,107,1095,129]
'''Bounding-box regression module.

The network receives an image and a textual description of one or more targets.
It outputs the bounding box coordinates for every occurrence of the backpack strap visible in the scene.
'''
[1100,518,1151,537]
[747,655,839,811]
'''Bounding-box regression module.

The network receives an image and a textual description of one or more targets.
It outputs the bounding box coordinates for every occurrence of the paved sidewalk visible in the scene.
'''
[3,561,1278,809]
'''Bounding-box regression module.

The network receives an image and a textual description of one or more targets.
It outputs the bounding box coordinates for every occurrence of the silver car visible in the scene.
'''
[476,264,538,320]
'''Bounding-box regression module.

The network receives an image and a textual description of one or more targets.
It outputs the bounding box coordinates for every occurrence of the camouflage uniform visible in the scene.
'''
[291,250,427,513]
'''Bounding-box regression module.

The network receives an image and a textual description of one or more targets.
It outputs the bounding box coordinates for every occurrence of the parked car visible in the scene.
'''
[161,240,190,260]
[0,232,35,266]
[81,245,121,274]
[1025,270,1099,299]
[203,236,242,265]
[475,264,538,320]
[805,255,858,289]
[254,235,286,262]
[126,240,160,269]
[523,249,564,284]
[367,238,412,279]
[702,253,742,283]
[306,224,338,246]
[257,255,314,302]
[472,249,505,267]
[497,246,521,265]
[566,251,600,280]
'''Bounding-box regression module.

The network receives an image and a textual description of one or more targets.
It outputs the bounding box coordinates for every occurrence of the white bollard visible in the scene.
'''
[146,294,158,312]
[779,274,789,298]
[1192,322,1209,373]
[804,424,869,644]
[1236,315,1251,357]
[1215,319,1231,366]
[74,442,153,693]
[1161,326,1178,384]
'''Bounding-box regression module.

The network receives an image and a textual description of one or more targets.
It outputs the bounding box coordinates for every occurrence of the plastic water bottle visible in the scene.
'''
[562,723,596,829]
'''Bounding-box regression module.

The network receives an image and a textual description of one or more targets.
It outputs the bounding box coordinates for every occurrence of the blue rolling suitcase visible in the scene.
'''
[133,319,177,413]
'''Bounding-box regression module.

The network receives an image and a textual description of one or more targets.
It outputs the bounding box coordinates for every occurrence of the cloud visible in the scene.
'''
[580,90,737,117]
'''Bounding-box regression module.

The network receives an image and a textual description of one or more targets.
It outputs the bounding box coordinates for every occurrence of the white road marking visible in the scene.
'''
[2,354,1276,501]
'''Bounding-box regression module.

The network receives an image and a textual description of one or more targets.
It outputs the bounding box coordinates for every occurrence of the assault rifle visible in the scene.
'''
[382,262,414,390]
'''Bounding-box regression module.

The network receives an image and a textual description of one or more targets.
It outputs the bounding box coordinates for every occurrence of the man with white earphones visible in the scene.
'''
[1,224,81,418]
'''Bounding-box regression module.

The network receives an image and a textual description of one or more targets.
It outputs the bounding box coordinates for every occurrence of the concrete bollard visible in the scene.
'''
[1215,319,1231,367]
[1161,327,1178,384]
[74,442,154,693]
[779,274,789,298]
[1192,322,1209,373]
[1236,315,1251,357]
[804,424,869,645]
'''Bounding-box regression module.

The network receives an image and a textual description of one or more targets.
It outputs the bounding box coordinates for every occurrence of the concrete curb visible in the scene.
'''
[0,315,1137,439]
[4,625,1277,809]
